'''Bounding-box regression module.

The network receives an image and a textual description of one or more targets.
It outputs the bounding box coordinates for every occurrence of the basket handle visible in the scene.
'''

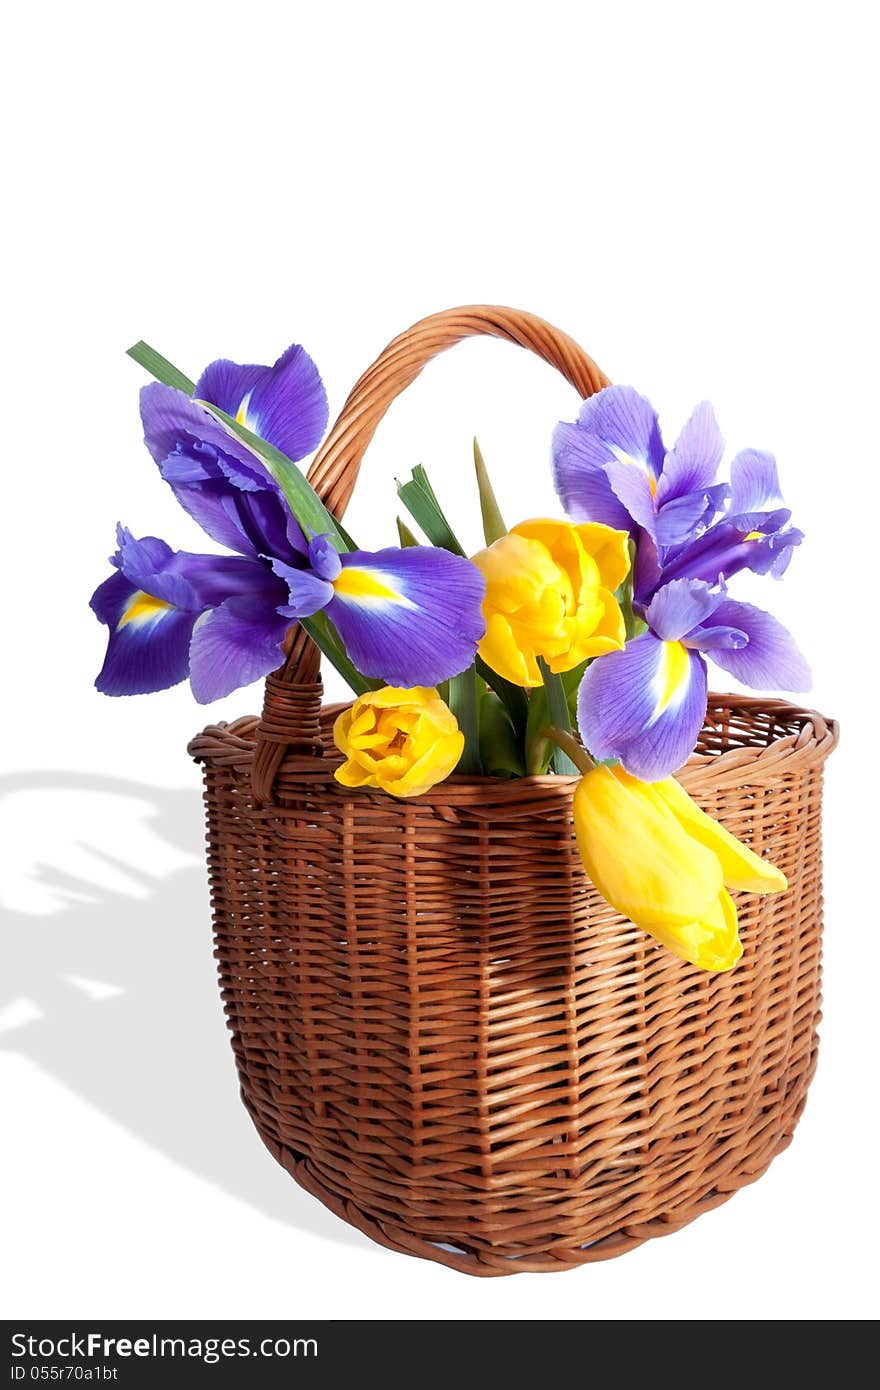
[251,305,611,800]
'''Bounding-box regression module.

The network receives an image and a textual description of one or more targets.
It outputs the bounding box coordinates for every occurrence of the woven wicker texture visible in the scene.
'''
[190,308,839,1274]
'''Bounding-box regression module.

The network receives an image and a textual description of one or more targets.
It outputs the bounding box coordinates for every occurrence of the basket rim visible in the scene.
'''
[189,692,839,802]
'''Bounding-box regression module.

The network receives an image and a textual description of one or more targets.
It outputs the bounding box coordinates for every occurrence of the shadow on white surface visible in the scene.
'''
[0,771,364,1248]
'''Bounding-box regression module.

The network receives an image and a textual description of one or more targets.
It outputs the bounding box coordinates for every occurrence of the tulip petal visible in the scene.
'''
[577,632,708,779]
[654,776,788,894]
[574,523,631,592]
[333,688,464,798]
[573,766,744,971]
[646,888,743,972]
[479,611,541,685]
[573,766,724,928]
[326,547,486,687]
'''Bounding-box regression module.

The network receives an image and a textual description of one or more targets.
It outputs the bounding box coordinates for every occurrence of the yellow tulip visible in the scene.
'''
[471,518,629,686]
[573,763,787,971]
[333,686,464,799]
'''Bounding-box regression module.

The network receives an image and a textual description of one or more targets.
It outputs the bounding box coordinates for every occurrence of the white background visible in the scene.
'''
[2,0,877,1322]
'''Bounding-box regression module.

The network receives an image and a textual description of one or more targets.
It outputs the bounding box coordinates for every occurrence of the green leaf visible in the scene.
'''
[478,690,525,778]
[524,683,552,774]
[396,467,466,555]
[396,516,421,548]
[448,666,482,775]
[473,437,507,544]
[475,656,529,741]
[300,611,380,696]
[126,340,195,395]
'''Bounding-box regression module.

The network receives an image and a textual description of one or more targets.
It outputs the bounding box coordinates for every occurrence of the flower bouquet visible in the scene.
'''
[92,306,838,1274]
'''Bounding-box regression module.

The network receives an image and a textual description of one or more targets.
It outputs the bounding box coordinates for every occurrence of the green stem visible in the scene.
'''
[536,657,579,775]
[537,725,596,778]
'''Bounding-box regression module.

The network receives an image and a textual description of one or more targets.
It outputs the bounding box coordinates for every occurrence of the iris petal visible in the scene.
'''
[91,570,197,696]
[326,547,486,687]
[692,599,811,691]
[655,400,724,507]
[272,560,335,619]
[644,577,723,642]
[194,344,328,462]
[728,449,784,514]
[577,631,708,780]
[188,597,291,704]
[140,383,307,562]
[239,343,329,462]
[551,421,634,531]
[660,509,802,588]
[574,385,666,477]
[193,359,266,419]
[113,525,277,610]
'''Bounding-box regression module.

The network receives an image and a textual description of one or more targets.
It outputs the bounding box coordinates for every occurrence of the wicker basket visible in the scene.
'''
[189,306,839,1276]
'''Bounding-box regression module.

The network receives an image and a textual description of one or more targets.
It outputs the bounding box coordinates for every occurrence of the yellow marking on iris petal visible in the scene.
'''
[235,389,254,426]
[654,640,690,714]
[744,529,764,541]
[332,567,414,607]
[117,590,172,630]
[649,477,658,499]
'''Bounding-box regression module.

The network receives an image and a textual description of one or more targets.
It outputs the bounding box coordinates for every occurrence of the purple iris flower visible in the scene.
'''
[91,526,292,703]
[655,450,803,594]
[552,385,803,602]
[553,386,729,557]
[92,349,486,702]
[577,577,811,781]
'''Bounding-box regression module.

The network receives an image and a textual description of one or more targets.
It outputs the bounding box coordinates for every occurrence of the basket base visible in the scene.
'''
[241,1086,808,1277]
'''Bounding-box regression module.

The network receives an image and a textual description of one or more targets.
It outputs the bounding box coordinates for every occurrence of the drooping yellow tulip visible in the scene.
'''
[471,518,629,687]
[333,686,464,799]
[573,763,787,971]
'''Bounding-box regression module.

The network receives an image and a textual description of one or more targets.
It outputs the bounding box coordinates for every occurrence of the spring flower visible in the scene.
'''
[573,762,788,971]
[333,687,464,797]
[193,343,329,462]
[92,366,486,702]
[273,538,485,688]
[655,450,803,594]
[576,576,811,780]
[472,519,629,686]
[552,386,802,602]
[553,386,729,553]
